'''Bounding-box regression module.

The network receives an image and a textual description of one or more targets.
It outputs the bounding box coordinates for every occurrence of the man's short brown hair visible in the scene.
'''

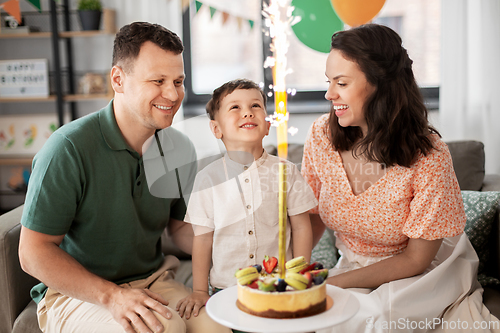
[112,22,183,73]
[206,79,267,120]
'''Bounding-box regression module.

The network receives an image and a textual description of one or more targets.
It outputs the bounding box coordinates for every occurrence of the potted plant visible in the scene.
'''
[77,0,103,31]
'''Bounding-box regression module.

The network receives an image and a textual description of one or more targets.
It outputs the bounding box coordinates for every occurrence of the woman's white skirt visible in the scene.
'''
[317,233,500,333]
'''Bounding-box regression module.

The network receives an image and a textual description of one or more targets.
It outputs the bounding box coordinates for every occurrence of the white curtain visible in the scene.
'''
[439,0,500,174]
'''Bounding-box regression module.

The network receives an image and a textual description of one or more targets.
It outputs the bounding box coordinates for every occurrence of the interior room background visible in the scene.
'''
[0,0,499,211]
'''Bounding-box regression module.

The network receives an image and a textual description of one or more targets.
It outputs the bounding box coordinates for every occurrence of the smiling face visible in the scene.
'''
[325,49,376,135]
[211,88,270,155]
[112,41,185,136]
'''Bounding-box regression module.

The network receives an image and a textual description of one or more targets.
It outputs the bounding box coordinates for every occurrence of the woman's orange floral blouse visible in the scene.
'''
[301,114,466,257]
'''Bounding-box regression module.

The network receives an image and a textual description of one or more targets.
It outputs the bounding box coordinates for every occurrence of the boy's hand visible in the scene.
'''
[176,291,210,319]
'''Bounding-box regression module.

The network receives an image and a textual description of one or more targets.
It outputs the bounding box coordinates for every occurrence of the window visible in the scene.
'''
[182,0,440,115]
[188,1,263,95]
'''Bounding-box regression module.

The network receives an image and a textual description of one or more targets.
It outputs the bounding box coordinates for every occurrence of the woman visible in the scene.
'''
[302,24,499,332]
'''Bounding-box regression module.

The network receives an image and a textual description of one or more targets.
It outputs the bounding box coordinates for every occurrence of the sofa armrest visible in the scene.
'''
[482,174,500,192]
[0,205,39,333]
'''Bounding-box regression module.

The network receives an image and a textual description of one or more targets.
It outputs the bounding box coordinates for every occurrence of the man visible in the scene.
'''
[18,22,229,333]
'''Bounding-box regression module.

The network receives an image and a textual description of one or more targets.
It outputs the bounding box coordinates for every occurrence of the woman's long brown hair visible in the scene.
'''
[328,24,440,168]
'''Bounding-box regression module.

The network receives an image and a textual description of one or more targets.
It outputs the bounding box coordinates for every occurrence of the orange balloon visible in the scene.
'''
[330,0,386,27]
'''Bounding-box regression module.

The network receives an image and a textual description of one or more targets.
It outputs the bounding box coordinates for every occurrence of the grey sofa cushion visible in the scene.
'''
[12,301,41,333]
[446,140,485,191]
[0,205,39,333]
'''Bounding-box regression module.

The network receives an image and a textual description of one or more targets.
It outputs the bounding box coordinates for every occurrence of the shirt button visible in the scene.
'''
[244,166,249,170]
[248,230,253,235]
[249,254,254,259]
[245,179,250,183]
[246,205,251,209]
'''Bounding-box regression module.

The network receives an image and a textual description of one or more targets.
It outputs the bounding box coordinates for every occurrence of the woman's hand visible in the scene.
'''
[176,291,210,319]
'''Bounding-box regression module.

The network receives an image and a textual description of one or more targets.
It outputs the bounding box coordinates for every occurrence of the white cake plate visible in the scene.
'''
[206,285,359,333]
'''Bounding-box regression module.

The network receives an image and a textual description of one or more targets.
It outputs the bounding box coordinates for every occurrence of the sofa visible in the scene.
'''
[1,140,499,333]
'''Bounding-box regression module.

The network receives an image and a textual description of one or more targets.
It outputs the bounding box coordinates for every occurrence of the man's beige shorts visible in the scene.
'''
[37,255,230,333]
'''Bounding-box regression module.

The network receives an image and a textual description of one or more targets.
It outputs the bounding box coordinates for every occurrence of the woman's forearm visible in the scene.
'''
[310,214,326,248]
[328,238,443,289]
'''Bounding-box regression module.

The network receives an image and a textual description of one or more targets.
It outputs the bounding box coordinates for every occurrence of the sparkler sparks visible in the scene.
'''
[263,1,299,129]
[263,0,298,280]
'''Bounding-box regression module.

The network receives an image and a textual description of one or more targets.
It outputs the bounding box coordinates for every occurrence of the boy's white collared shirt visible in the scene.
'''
[185,150,318,289]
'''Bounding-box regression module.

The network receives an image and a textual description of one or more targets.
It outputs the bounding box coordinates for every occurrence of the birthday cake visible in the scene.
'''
[235,256,328,319]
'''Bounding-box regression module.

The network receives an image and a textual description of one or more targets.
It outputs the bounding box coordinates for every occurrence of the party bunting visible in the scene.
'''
[209,6,216,18]
[221,11,230,25]
[0,0,21,24]
[195,0,202,13]
[192,1,256,31]
[26,0,41,13]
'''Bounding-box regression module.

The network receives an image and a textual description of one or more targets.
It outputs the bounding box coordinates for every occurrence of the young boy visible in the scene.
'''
[176,79,317,319]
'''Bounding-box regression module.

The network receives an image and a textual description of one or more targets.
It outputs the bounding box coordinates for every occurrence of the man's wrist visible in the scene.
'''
[98,281,122,307]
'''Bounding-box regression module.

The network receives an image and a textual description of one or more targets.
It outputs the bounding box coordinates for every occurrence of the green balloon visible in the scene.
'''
[291,0,344,53]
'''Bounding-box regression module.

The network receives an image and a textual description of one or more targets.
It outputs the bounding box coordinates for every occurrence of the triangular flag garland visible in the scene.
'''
[236,16,243,30]
[195,0,202,13]
[190,1,256,31]
[209,6,216,19]
[0,0,22,24]
[221,11,230,25]
[26,0,41,13]
[0,0,42,24]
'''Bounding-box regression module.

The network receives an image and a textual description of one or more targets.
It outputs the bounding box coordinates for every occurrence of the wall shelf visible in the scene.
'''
[0,96,57,103]
[0,3,116,126]
[0,93,112,103]
[0,30,109,39]
[0,157,33,166]
[0,3,116,210]
[0,32,52,39]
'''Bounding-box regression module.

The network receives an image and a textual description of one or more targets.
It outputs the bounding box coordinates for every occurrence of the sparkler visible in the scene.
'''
[263,0,299,280]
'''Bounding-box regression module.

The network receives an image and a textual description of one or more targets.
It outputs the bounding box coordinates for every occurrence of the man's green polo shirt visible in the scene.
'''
[21,101,195,303]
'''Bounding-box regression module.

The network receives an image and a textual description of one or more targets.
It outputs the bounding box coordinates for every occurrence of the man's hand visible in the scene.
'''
[105,287,172,333]
[176,291,210,320]
[19,227,177,333]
